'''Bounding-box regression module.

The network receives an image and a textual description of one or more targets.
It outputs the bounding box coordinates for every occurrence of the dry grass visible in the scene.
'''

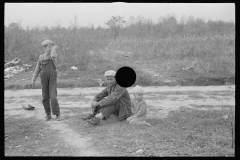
[106,35,235,78]
[66,106,235,157]
[4,116,70,156]
[4,33,235,90]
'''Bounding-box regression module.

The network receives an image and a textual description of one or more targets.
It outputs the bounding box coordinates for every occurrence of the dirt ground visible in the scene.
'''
[4,85,235,156]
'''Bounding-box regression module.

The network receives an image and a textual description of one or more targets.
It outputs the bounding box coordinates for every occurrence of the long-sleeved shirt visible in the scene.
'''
[32,50,57,82]
[93,83,132,120]
[131,99,148,118]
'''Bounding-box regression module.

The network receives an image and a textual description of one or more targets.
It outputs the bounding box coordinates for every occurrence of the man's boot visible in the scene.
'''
[81,105,101,120]
[81,113,96,120]
[86,117,101,125]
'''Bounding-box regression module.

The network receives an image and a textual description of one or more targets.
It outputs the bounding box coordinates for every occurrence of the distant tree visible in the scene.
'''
[105,16,126,39]
[136,15,146,38]
[194,18,209,36]
[126,16,136,26]
[161,15,177,37]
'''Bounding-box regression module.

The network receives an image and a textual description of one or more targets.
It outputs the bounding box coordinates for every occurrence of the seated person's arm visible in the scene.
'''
[136,101,147,117]
[98,86,126,107]
[92,88,108,102]
[131,100,137,115]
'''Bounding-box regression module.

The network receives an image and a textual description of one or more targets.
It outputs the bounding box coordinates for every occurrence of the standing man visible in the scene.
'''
[31,39,61,121]
[81,70,133,125]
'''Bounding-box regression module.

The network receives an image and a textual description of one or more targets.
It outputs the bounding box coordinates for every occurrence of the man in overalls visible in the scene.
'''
[31,39,61,121]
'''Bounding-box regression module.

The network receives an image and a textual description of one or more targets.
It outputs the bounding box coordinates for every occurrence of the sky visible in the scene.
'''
[4,3,235,29]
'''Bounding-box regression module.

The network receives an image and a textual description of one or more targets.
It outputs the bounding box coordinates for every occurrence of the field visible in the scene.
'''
[5,19,235,157]
[4,36,235,90]
[5,85,235,157]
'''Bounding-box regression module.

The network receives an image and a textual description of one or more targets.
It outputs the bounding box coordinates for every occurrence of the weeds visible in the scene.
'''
[65,106,235,156]
[226,86,235,149]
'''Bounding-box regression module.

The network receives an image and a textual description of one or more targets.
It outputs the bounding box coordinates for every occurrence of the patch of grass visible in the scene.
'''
[5,116,66,156]
[58,95,92,103]
[145,95,169,101]
[4,32,235,90]
[107,36,235,83]
[208,95,225,101]
[204,91,235,96]
[187,93,208,100]
[4,114,95,156]
[169,97,180,101]
[65,106,234,157]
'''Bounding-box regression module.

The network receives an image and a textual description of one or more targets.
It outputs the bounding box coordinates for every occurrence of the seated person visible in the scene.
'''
[127,85,151,126]
[81,70,133,125]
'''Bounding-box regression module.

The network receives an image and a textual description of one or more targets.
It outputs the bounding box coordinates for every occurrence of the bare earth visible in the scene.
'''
[4,85,235,156]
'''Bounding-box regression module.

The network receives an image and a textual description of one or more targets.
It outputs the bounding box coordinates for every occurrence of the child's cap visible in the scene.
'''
[133,85,144,94]
[104,70,116,77]
[42,39,55,47]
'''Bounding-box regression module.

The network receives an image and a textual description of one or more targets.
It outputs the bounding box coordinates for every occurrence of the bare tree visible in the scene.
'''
[105,16,126,39]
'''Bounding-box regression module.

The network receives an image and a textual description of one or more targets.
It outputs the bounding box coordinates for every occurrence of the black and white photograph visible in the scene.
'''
[4,3,235,157]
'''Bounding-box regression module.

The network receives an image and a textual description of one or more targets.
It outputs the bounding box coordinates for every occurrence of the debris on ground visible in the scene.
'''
[5,58,21,69]
[222,114,229,121]
[15,145,21,148]
[22,104,35,110]
[5,135,9,140]
[4,58,33,79]
[23,64,33,71]
[5,66,25,79]
[71,66,78,70]
[136,149,144,154]
[182,65,195,70]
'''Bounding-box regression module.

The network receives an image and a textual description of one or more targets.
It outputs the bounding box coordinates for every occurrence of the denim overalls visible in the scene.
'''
[40,58,60,116]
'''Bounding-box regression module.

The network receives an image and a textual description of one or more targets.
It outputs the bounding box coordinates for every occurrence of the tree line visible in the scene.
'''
[4,14,235,63]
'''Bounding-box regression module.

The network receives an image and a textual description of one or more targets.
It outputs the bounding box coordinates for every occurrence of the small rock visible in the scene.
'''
[222,114,229,121]
[71,66,78,70]
[53,150,59,153]
[136,149,144,154]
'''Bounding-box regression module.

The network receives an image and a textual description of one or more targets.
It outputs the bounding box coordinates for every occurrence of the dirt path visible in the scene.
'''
[4,85,235,156]
[4,90,103,156]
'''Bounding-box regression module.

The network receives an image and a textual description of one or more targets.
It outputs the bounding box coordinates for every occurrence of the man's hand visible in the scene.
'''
[31,80,35,88]
[91,101,100,108]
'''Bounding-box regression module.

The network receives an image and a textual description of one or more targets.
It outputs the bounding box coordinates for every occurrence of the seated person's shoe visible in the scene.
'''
[81,113,95,120]
[86,117,101,125]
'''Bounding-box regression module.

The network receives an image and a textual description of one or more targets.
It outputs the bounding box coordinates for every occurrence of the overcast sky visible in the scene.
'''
[4,3,235,29]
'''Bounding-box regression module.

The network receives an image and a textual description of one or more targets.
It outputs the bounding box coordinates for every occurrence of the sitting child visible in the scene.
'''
[127,85,151,126]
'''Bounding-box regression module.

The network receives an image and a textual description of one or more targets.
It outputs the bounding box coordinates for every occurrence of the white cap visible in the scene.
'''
[133,85,144,94]
[41,39,55,47]
[104,70,116,77]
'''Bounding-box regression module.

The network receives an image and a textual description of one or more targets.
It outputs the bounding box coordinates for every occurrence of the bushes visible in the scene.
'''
[4,18,235,84]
